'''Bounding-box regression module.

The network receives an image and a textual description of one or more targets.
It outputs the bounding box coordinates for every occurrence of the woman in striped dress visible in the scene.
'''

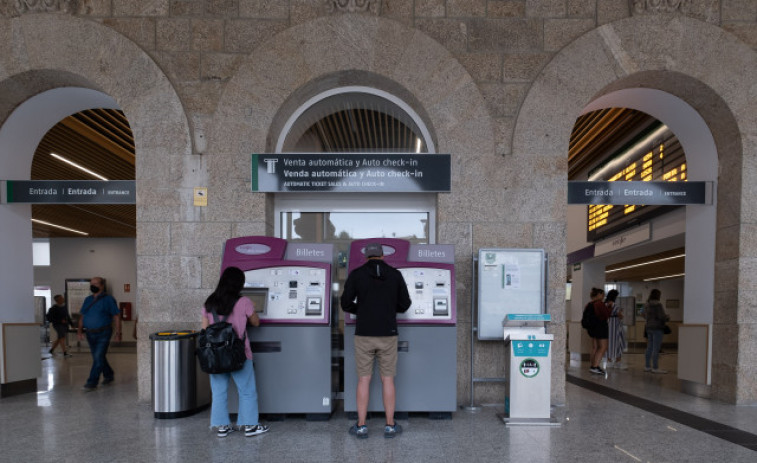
[606,289,627,369]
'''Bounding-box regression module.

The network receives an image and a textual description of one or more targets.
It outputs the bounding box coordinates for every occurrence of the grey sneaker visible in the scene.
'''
[349,423,368,439]
[244,424,269,437]
[216,425,235,438]
[384,423,402,438]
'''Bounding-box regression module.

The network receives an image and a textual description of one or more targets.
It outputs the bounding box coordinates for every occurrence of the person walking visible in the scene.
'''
[605,289,627,369]
[202,266,269,438]
[644,289,669,374]
[341,242,411,439]
[47,294,73,357]
[77,277,121,391]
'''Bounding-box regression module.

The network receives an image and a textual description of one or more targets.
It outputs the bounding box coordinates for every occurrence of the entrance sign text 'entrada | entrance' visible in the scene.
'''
[252,153,451,193]
[4,180,136,204]
[567,181,711,205]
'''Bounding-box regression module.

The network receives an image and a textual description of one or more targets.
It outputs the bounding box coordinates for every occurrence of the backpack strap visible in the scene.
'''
[209,307,247,341]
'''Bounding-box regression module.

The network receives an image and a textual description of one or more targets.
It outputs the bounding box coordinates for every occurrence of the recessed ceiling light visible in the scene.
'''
[31,219,88,236]
[606,254,685,273]
[50,152,108,181]
[643,273,685,282]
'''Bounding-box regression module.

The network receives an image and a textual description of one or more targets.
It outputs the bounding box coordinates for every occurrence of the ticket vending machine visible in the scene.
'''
[221,236,335,420]
[344,238,456,418]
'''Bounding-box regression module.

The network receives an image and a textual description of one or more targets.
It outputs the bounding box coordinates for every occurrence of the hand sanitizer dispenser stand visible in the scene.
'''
[503,314,557,426]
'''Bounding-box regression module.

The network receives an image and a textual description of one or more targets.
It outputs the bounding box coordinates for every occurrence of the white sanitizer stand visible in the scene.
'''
[503,314,559,426]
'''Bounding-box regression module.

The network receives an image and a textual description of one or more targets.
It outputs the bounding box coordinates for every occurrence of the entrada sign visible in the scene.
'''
[4,180,136,204]
[252,153,451,193]
[568,181,711,205]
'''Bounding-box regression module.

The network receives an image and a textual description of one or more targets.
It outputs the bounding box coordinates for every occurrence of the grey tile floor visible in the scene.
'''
[1,346,755,462]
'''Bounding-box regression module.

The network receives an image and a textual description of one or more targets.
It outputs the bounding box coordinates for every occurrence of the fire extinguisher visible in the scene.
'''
[120,302,132,321]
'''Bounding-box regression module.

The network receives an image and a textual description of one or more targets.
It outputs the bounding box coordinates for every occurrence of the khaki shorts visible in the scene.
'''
[354,335,398,378]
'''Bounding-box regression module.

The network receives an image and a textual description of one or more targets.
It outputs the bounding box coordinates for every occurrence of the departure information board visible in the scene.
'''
[586,123,686,241]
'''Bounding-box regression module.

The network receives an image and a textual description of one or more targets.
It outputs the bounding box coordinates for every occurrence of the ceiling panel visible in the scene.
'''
[30,109,135,238]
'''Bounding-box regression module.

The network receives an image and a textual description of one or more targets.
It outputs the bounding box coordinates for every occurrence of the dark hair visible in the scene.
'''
[648,289,661,302]
[205,267,245,316]
[605,289,619,303]
[590,287,604,298]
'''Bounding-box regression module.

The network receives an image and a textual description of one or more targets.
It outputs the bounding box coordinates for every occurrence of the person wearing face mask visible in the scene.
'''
[77,276,121,391]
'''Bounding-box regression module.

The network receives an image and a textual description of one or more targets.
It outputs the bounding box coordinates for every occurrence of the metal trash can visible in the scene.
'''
[150,331,210,419]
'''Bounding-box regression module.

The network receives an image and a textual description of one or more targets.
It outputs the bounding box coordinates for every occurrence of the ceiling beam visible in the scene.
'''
[60,117,135,165]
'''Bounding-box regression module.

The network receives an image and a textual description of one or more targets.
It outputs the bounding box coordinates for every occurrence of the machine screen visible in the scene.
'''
[398,267,452,321]
[240,288,268,314]
[243,266,327,321]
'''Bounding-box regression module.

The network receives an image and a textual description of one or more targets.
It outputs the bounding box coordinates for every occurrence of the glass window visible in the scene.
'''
[282,211,429,295]
[282,212,428,243]
[33,240,51,266]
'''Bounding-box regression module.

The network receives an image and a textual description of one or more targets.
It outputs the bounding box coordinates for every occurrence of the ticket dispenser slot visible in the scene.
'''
[306,297,322,316]
[433,297,449,316]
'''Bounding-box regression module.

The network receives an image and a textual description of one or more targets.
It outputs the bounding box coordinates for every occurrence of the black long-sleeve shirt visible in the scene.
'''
[341,259,411,336]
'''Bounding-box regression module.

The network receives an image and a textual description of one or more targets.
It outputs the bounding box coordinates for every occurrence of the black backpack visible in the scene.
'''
[196,309,247,374]
[581,302,597,330]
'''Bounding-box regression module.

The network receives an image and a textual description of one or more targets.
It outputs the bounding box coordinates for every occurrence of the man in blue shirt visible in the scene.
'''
[77,276,122,391]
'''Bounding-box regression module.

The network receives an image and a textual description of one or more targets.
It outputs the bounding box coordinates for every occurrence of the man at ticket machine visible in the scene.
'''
[340,242,412,439]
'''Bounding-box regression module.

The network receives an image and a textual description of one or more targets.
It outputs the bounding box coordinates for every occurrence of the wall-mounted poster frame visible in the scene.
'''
[477,249,545,340]
[65,279,98,316]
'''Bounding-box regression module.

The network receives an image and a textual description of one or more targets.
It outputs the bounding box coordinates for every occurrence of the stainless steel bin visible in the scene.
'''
[150,331,210,419]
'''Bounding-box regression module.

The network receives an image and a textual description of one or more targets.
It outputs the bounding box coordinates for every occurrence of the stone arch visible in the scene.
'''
[208,14,496,226]
[0,13,192,192]
[0,14,191,401]
[515,14,757,404]
[210,15,493,159]
[209,14,498,404]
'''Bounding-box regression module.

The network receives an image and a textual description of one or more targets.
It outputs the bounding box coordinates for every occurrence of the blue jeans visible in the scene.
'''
[209,359,259,427]
[85,328,114,387]
[645,329,664,369]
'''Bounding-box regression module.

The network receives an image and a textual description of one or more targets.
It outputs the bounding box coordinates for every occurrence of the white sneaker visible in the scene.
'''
[217,425,235,438]
[644,366,652,372]
[652,368,668,374]
[244,424,269,437]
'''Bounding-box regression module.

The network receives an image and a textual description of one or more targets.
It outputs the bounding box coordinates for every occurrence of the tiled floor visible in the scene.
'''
[1,346,756,462]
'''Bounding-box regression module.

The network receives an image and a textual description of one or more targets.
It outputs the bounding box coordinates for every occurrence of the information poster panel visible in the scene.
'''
[477,249,545,340]
[66,279,94,315]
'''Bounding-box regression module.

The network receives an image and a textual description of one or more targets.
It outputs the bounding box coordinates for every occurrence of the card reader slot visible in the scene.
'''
[397,341,409,353]
[251,341,281,353]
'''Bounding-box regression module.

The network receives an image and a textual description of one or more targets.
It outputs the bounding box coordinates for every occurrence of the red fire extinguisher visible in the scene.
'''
[120,302,132,321]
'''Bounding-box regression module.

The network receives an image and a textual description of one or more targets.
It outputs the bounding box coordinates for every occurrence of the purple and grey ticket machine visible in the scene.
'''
[344,238,457,417]
[222,236,335,419]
